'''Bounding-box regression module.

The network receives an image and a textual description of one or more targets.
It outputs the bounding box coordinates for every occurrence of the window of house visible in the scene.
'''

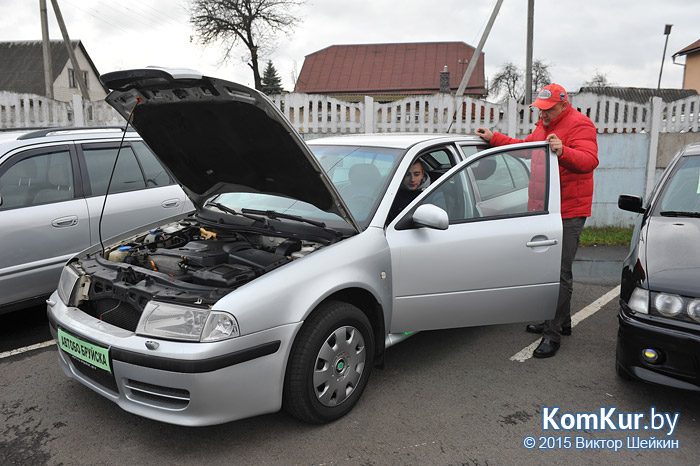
[68,69,89,90]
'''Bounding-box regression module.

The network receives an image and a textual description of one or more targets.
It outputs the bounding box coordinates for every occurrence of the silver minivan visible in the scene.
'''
[0,127,192,313]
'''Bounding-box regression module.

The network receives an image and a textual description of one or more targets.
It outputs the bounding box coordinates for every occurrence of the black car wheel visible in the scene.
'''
[283,301,374,423]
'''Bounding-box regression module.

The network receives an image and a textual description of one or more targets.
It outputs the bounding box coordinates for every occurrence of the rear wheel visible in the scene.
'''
[284,301,374,423]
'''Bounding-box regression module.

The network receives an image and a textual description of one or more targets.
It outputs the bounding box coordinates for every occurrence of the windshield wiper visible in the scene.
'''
[241,208,343,237]
[659,210,700,218]
[205,202,270,226]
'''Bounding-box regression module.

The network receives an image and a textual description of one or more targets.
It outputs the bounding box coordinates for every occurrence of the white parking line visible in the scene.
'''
[0,340,56,360]
[510,285,621,362]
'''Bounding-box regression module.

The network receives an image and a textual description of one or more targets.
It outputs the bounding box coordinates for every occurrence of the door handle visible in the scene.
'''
[162,199,181,208]
[52,216,78,228]
[526,239,558,248]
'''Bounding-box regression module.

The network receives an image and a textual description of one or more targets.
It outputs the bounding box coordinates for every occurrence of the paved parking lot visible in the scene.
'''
[2,271,699,465]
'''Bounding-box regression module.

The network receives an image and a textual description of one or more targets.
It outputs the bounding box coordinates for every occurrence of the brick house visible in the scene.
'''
[294,41,485,101]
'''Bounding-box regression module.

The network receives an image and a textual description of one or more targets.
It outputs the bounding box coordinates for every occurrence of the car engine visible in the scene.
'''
[70,219,323,331]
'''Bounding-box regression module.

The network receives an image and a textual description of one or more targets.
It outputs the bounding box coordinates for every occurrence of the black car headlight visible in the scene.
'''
[629,287,700,324]
[686,299,700,323]
[627,288,649,314]
[136,301,240,342]
[57,265,80,305]
[654,293,683,317]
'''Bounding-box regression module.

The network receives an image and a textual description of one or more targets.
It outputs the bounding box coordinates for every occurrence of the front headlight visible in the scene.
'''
[627,288,649,314]
[57,265,80,305]
[687,300,700,323]
[654,293,683,317]
[136,301,239,342]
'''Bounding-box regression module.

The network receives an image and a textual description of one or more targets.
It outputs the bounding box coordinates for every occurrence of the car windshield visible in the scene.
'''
[209,192,349,227]
[655,155,700,216]
[309,145,404,225]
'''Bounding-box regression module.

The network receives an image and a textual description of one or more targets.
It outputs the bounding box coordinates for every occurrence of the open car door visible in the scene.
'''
[385,141,562,332]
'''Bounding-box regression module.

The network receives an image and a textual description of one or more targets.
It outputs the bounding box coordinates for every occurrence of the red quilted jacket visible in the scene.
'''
[490,105,599,219]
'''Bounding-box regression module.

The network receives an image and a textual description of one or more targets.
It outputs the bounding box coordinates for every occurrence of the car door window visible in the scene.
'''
[132,141,173,187]
[459,144,482,158]
[0,149,74,210]
[82,145,147,196]
[419,147,548,221]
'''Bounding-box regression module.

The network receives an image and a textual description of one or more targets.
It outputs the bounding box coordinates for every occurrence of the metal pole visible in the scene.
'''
[657,24,672,90]
[40,0,53,99]
[524,0,534,105]
[50,0,90,100]
[456,0,505,97]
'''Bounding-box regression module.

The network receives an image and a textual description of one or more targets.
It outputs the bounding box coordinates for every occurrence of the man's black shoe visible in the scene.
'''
[533,338,560,358]
[525,323,572,335]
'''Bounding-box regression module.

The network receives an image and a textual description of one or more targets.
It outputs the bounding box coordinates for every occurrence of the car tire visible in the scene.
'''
[283,301,374,424]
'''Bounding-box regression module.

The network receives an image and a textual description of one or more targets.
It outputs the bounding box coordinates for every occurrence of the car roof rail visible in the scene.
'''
[17,126,137,140]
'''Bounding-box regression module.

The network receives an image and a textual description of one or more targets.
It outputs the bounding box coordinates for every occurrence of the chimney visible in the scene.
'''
[439,65,450,93]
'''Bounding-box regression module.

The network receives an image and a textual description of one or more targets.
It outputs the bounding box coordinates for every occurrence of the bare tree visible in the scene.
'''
[489,59,554,102]
[489,62,522,101]
[531,59,552,96]
[584,70,612,87]
[189,0,305,90]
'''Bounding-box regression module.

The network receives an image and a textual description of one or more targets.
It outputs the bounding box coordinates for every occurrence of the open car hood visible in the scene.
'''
[100,68,358,232]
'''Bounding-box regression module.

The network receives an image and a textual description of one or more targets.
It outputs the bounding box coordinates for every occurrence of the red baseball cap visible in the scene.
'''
[531,83,568,109]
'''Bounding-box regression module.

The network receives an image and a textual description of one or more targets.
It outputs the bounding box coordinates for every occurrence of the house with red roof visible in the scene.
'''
[294,41,485,101]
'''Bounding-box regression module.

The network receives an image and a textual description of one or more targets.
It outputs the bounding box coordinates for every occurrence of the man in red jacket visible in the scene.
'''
[476,83,599,358]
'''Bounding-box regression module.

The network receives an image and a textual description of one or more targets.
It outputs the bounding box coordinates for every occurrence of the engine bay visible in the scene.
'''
[71,219,324,330]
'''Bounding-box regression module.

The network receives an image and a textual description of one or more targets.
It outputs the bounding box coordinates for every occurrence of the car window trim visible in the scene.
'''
[0,144,84,206]
[391,141,553,230]
[76,141,151,197]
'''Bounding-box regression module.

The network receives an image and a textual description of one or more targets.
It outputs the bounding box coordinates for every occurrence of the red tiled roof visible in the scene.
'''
[674,38,700,57]
[294,42,485,95]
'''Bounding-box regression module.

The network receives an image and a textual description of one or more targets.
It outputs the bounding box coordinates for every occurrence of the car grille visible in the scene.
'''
[124,379,190,409]
[78,298,141,331]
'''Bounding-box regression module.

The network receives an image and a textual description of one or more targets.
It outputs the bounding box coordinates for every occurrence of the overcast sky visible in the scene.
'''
[0,0,697,98]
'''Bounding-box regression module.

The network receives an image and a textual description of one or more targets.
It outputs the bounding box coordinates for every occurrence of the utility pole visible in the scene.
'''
[524,0,535,105]
[657,24,672,89]
[456,0,504,97]
[39,0,53,99]
[50,0,90,100]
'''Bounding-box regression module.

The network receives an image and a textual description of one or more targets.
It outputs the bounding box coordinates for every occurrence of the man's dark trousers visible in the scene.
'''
[543,216,586,343]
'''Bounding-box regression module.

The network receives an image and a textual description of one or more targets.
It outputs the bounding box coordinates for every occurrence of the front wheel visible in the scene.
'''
[283,301,374,423]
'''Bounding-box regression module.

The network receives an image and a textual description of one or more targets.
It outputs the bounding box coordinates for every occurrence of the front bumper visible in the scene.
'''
[47,291,302,426]
[617,306,700,391]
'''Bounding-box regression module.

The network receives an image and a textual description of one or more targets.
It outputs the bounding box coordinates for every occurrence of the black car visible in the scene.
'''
[617,141,700,390]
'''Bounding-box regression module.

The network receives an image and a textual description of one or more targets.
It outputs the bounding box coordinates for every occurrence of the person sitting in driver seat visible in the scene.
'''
[388,160,431,221]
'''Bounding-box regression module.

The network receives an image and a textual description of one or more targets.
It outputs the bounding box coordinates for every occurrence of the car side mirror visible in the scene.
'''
[618,194,645,213]
[412,204,449,230]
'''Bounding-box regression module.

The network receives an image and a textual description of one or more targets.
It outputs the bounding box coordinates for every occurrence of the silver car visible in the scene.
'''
[0,127,192,313]
[48,68,563,426]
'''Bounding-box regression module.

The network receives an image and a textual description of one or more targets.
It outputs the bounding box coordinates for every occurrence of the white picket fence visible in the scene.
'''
[0,91,124,128]
[270,92,700,137]
[2,89,698,137]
